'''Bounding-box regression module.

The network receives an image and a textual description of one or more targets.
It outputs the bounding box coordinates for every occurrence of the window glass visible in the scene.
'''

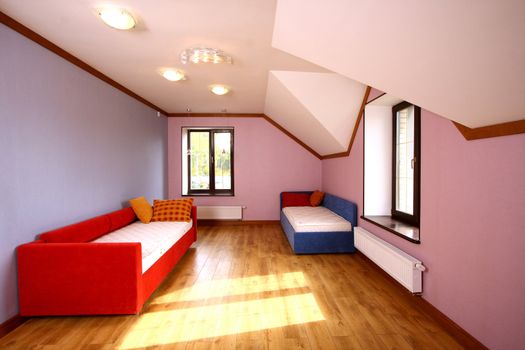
[395,105,414,214]
[214,132,232,190]
[185,128,234,196]
[189,131,210,190]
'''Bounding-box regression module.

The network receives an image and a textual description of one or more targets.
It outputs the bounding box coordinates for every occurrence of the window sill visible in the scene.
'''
[361,215,420,244]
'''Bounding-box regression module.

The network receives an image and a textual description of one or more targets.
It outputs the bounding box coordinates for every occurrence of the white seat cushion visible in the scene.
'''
[282,206,352,233]
[93,220,192,273]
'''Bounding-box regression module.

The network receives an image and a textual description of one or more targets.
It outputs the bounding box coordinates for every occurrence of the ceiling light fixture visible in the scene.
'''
[210,85,230,96]
[98,8,136,30]
[161,69,185,82]
[180,48,232,64]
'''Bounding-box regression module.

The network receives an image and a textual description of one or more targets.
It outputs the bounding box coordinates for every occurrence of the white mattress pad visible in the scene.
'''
[93,220,192,273]
[282,206,352,233]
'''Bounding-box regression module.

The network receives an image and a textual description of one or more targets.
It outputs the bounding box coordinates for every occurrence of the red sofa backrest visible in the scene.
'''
[107,207,137,232]
[39,207,137,243]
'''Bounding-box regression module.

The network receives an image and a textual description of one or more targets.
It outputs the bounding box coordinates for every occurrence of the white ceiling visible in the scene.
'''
[265,71,366,154]
[273,0,525,128]
[0,0,327,113]
[2,0,521,157]
[368,94,403,108]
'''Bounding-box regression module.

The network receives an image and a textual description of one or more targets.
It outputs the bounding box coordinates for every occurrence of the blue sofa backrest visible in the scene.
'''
[322,193,357,229]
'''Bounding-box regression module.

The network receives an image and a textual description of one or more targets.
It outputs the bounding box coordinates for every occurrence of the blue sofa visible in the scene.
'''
[280,192,357,254]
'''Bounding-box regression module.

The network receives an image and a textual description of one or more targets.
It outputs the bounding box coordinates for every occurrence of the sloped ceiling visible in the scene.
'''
[3,0,519,157]
[265,71,366,155]
[272,0,525,128]
[0,0,368,157]
[0,0,327,113]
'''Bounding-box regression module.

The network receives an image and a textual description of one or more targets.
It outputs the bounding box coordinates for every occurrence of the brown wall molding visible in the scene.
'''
[356,252,488,350]
[0,314,26,339]
[262,114,322,159]
[0,11,168,116]
[365,92,387,105]
[322,86,372,160]
[168,113,264,118]
[453,119,525,140]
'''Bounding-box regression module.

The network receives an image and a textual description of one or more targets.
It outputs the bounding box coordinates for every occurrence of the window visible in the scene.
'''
[185,128,234,196]
[362,95,421,243]
[392,102,420,226]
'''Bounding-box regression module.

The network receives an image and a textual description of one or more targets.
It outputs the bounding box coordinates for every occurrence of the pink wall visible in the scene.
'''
[322,103,525,349]
[168,117,322,220]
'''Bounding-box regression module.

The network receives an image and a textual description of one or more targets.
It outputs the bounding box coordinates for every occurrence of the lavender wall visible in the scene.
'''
[168,117,322,219]
[322,99,525,349]
[0,25,167,324]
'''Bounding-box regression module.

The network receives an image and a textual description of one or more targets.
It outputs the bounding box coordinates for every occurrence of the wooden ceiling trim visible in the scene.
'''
[453,119,525,140]
[322,86,371,160]
[262,114,322,159]
[168,113,263,118]
[0,11,168,116]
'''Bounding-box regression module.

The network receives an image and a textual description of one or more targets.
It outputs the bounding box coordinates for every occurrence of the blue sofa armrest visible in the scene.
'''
[322,193,357,229]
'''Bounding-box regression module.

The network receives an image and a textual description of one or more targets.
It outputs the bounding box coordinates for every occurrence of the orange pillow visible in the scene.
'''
[310,190,325,207]
[151,198,193,222]
[129,197,153,224]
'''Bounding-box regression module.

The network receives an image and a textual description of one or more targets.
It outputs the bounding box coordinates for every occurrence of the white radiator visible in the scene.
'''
[354,227,426,293]
[197,206,244,220]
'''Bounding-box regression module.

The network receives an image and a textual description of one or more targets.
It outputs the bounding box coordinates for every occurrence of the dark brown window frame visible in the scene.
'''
[186,128,234,196]
[391,102,421,226]
[361,95,421,243]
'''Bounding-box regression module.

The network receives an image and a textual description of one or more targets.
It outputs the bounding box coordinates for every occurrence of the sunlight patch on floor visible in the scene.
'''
[118,293,324,348]
[152,272,308,304]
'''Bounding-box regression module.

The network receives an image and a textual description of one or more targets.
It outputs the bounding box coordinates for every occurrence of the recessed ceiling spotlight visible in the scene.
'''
[209,85,230,96]
[98,7,136,30]
[161,69,185,82]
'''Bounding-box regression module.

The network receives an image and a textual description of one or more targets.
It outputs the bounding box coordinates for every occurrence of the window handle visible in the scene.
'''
[411,157,416,169]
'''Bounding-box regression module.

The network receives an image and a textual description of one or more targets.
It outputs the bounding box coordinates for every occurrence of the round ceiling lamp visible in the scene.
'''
[209,85,230,96]
[161,69,185,82]
[98,8,136,30]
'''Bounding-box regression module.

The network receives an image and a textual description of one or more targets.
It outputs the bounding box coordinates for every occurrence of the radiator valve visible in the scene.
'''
[415,262,427,272]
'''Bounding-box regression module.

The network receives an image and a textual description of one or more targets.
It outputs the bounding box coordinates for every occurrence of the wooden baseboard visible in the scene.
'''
[355,251,488,350]
[0,314,26,339]
[198,220,279,226]
[415,296,488,350]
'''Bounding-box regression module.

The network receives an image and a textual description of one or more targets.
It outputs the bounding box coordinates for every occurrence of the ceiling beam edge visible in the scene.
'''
[322,86,371,160]
[168,113,264,118]
[262,114,322,159]
[0,11,169,116]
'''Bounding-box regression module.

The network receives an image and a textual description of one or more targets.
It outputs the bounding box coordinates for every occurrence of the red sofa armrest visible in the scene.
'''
[17,242,142,316]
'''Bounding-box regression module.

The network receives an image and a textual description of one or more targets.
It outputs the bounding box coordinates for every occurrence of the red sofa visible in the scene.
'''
[17,206,197,316]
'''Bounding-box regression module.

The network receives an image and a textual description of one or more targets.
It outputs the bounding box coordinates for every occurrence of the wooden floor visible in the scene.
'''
[1,223,471,349]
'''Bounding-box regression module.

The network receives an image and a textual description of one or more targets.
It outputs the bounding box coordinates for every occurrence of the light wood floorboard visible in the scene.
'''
[1,223,472,349]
